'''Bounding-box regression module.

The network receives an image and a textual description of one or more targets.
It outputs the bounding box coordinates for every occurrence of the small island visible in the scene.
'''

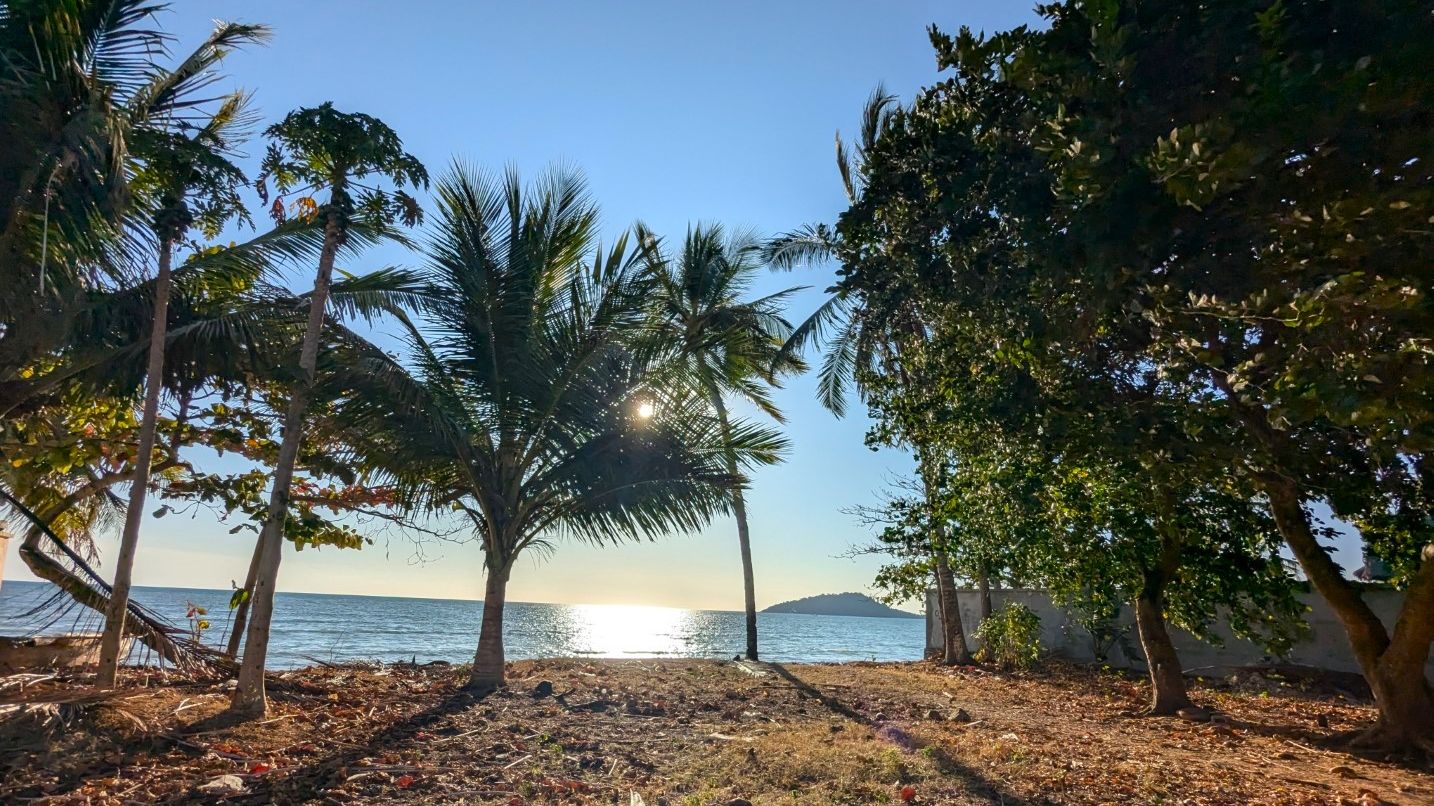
[762,592,922,619]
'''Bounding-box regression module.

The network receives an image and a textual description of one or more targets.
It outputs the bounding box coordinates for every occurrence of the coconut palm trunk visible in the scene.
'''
[230,209,343,717]
[470,561,512,691]
[711,396,760,661]
[96,238,174,688]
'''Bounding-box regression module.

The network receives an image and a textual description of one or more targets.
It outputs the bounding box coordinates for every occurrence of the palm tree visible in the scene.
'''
[0,1,252,382]
[767,88,975,664]
[640,224,803,660]
[321,165,788,691]
[228,105,426,719]
[95,25,268,689]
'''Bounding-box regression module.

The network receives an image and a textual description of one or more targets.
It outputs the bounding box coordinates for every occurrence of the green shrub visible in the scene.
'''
[976,603,1043,670]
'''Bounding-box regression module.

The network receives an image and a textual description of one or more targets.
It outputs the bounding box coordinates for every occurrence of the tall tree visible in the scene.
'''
[834,0,1434,745]
[95,23,267,687]
[768,89,975,663]
[641,224,802,660]
[321,165,788,691]
[229,104,426,719]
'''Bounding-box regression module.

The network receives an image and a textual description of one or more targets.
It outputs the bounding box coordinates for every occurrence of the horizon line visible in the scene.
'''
[0,578,923,615]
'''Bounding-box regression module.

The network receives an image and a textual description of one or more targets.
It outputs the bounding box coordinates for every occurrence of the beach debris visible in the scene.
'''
[876,722,915,750]
[3,658,1424,805]
[532,680,554,698]
[629,793,647,806]
[196,774,247,796]
[1177,706,1213,722]
[732,660,771,678]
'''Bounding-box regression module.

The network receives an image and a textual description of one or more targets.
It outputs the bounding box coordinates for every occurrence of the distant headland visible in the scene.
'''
[761,592,922,619]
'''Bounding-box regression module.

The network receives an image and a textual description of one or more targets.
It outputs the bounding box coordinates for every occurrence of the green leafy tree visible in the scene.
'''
[229,103,427,718]
[900,0,1434,746]
[825,7,1312,714]
[829,0,1434,744]
[640,224,803,660]
[319,165,787,691]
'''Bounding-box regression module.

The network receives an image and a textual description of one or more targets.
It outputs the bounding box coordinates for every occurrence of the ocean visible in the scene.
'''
[0,580,926,669]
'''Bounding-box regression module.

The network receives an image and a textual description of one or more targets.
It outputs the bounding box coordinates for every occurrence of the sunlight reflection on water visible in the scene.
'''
[0,581,926,669]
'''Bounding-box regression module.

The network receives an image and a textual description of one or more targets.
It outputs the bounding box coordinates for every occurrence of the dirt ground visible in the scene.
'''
[2,659,1431,805]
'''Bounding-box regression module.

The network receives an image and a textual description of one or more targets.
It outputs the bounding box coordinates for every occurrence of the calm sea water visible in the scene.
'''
[0,580,925,669]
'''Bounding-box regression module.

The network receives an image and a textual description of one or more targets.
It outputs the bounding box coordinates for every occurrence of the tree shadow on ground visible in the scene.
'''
[239,682,489,803]
[768,663,1030,806]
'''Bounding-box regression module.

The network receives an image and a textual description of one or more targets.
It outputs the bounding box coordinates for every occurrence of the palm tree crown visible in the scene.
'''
[640,224,803,659]
[324,165,788,688]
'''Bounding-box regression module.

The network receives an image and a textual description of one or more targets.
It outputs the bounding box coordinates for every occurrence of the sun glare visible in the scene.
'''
[566,604,691,656]
[635,400,655,419]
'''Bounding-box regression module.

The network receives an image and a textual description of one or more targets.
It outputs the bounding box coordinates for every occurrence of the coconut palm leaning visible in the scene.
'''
[320,165,788,691]
[767,87,974,664]
[228,105,426,719]
[639,224,804,660]
[95,27,268,687]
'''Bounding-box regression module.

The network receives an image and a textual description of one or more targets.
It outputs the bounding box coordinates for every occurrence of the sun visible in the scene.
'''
[636,400,655,419]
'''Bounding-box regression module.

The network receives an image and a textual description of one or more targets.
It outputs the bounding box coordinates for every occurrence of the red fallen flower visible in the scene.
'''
[900,785,917,802]
[396,774,415,789]
[248,763,271,774]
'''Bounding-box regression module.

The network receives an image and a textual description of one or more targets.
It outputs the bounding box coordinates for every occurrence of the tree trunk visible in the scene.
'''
[225,534,265,658]
[712,396,760,661]
[733,486,759,661]
[977,567,992,623]
[1137,485,1195,715]
[935,551,972,664]
[229,210,343,720]
[1266,479,1434,747]
[1133,585,1193,715]
[0,522,10,596]
[469,564,511,691]
[97,240,173,689]
[1210,365,1434,744]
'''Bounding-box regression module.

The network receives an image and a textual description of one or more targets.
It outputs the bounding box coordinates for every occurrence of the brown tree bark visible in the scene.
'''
[1209,362,1434,745]
[469,563,511,691]
[96,239,173,688]
[935,550,972,664]
[1266,479,1434,747]
[1133,583,1193,715]
[229,207,343,720]
[1135,487,1196,715]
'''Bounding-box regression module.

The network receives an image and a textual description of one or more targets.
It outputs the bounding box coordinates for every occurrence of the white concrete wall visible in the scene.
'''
[926,587,1434,677]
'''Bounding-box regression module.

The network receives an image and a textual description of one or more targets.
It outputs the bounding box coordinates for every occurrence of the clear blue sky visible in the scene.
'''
[2,1,1365,610]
